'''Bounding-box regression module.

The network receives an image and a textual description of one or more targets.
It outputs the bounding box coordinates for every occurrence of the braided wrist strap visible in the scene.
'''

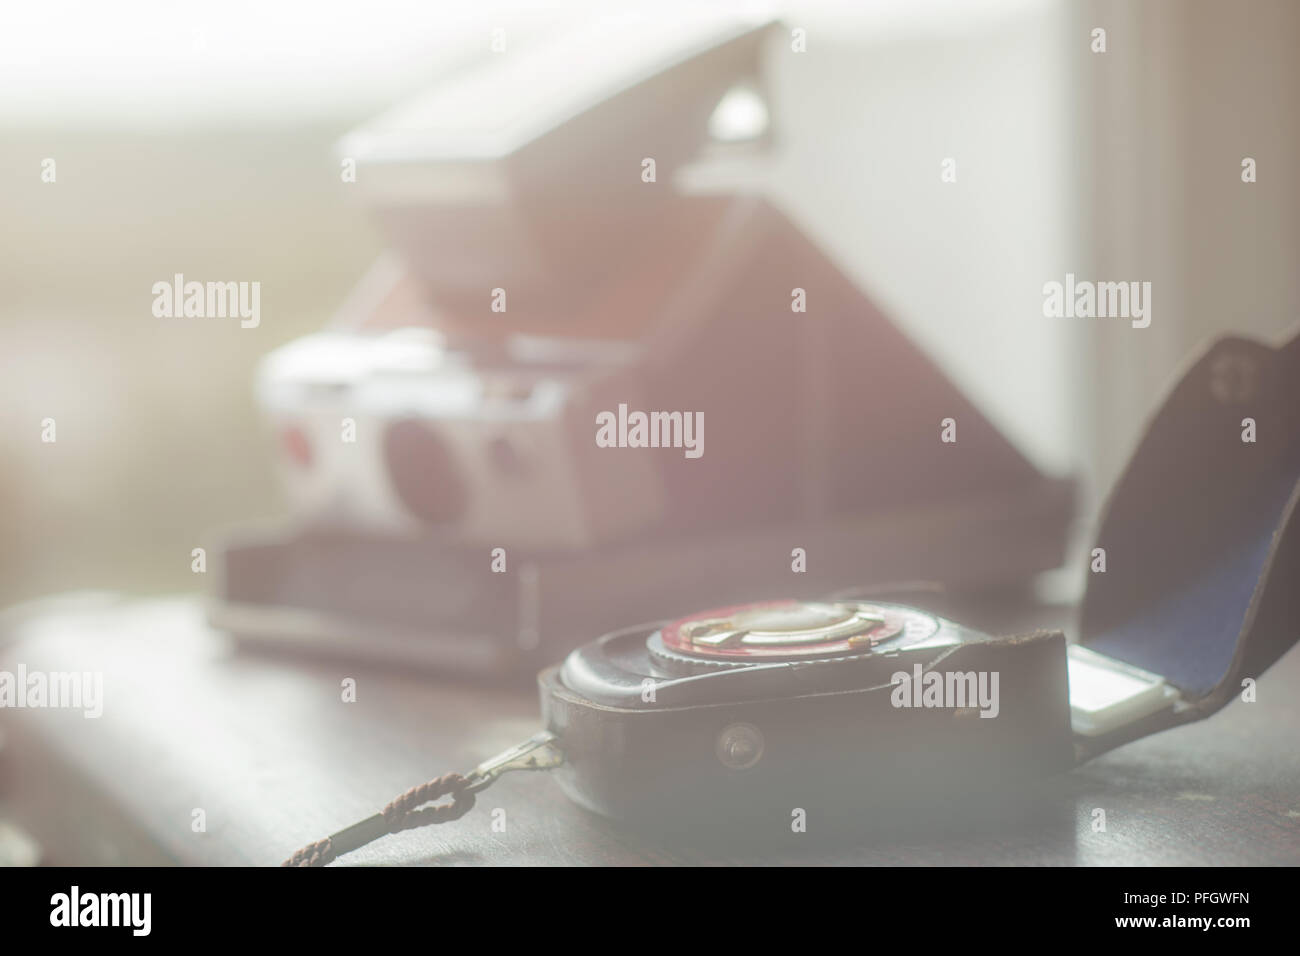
[282,772,477,867]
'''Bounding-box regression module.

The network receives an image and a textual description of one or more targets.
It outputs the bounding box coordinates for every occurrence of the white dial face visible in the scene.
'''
[684,603,883,648]
[662,600,937,661]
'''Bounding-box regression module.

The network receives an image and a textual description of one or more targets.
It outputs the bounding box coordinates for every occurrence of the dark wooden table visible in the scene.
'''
[1,593,1297,865]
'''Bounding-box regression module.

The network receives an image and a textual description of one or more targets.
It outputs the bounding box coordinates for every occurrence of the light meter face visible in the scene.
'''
[646,600,948,677]
[541,596,1078,827]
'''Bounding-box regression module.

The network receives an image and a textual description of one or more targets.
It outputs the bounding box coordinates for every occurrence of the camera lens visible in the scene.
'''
[383,420,468,524]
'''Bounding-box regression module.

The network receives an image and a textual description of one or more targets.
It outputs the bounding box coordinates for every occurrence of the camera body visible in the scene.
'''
[258,195,1068,553]
[215,15,1074,671]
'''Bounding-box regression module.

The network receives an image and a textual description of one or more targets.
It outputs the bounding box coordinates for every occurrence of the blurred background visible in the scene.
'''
[0,0,1296,606]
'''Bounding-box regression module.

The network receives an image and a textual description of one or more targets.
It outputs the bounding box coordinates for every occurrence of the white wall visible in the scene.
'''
[1080,0,1300,494]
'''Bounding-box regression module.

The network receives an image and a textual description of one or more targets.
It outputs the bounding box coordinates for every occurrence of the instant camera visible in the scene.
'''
[212,15,1074,672]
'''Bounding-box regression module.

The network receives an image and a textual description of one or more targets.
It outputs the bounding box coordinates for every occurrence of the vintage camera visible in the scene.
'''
[215,14,1073,671]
